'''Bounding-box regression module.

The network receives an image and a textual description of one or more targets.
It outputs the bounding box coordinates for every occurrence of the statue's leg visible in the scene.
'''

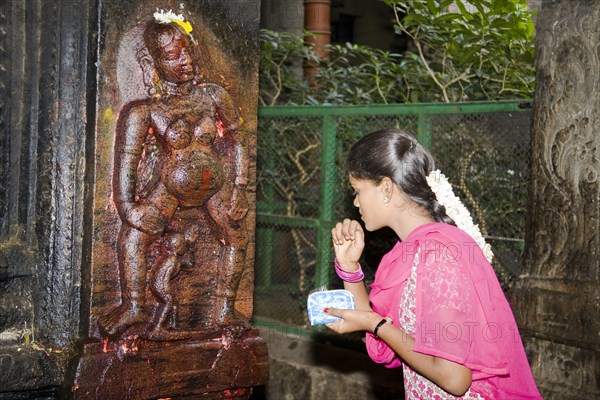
[149,255,180,331]
[99,183,179,337]
[168,304,178,329]
[205,191,248,327]
[156,293,174,331]
[98,225,155,337]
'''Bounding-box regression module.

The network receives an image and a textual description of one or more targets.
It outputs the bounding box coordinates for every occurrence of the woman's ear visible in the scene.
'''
[380,177,394,200]
[381,177,410,210]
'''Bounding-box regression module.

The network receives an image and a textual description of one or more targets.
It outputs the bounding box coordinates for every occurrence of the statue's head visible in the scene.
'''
[163,233,187,256]
[143,21,195,84]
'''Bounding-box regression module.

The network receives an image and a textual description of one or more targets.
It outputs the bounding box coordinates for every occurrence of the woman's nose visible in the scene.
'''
[353,196,359,207]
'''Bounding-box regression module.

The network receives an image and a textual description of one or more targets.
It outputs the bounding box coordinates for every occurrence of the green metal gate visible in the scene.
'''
[253,101,531,334]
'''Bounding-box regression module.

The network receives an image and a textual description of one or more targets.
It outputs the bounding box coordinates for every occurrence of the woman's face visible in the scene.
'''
[154,28,194,84]
[349,175,388,231]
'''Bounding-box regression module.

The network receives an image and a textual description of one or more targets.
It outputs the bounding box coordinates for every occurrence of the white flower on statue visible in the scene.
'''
[153,9,185,24]
[153,9,193,35]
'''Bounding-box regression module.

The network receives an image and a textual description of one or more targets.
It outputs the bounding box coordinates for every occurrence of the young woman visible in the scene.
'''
[325,129,542,399]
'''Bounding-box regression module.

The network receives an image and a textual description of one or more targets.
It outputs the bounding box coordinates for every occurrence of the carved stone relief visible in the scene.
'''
[513,1,600,398]
[97,18,252,341]
[73,1,267,398]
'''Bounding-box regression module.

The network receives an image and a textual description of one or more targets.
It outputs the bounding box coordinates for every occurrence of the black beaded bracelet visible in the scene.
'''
[373,318,389,339]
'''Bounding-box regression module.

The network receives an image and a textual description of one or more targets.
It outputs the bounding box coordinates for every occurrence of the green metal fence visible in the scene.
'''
[252,101,532,334]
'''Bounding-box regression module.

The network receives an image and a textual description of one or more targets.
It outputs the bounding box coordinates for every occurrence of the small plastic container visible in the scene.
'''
[307,289,355,326]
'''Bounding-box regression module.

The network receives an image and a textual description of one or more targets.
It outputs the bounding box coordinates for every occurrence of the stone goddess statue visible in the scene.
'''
[98,12,250,338]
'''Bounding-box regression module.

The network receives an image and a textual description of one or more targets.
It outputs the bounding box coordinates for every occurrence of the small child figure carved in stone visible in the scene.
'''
[148,225,202,339]
[149,233,186,333]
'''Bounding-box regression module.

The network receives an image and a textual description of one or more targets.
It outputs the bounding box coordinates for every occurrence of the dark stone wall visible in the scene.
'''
[513,0,600,398]
[0,0,96,395]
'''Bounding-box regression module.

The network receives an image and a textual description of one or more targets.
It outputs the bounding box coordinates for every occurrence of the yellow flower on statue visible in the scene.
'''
[174,19,193,35]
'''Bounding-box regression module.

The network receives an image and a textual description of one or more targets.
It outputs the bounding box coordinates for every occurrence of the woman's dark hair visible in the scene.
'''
[347,129,455,225]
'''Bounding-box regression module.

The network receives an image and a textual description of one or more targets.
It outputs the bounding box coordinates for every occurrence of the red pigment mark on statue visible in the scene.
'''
[128,336,139,353]
[102,338,109,353]
[117,335,140,359]
[198,169,212,199]
[219,334,231,350]
[224,389,245,397]
[216,115,224,137]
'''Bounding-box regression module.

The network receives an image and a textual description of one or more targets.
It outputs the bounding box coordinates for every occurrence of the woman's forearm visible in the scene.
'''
[374,320,472,396]
[343,281,371,311]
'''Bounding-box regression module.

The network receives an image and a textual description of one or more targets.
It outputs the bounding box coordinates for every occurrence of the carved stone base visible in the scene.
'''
[73,328,268,399]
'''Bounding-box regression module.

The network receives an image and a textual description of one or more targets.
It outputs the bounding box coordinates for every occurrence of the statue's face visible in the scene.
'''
[154,28,194,84]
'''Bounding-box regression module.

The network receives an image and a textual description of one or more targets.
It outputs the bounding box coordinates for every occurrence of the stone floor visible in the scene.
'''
[250,327,405,399]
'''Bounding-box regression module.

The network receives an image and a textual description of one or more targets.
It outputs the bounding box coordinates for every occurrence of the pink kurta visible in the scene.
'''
[365,222,542,399]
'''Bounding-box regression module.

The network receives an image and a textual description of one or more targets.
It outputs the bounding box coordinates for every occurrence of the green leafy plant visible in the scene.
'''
[258,0,536,105]
[383,0,536,102]
[258,29,316,106]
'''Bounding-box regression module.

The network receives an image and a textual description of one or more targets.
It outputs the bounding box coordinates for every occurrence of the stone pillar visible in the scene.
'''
[303,0,331,84]
[260,0,304,81]
[512,1,600,399]
[261,0,304,34]
[0,0,267,398]
[1,0,93,397]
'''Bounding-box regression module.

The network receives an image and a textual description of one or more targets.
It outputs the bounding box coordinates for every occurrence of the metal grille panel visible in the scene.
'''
[254,102,531,332]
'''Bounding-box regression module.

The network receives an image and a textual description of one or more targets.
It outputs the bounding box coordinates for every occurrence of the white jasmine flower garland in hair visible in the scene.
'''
[426,170,494,262]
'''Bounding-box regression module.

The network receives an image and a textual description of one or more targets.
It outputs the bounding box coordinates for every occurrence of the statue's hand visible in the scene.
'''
[122,203,169,235]
[228,187,249,222]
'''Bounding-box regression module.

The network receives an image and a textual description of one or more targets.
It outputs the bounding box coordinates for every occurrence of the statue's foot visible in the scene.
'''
[98,303,147,337]
[217,309,252,332]
[145,327,191,341]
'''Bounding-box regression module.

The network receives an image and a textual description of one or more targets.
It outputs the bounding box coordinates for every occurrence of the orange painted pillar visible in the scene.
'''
[304,0,331,84]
